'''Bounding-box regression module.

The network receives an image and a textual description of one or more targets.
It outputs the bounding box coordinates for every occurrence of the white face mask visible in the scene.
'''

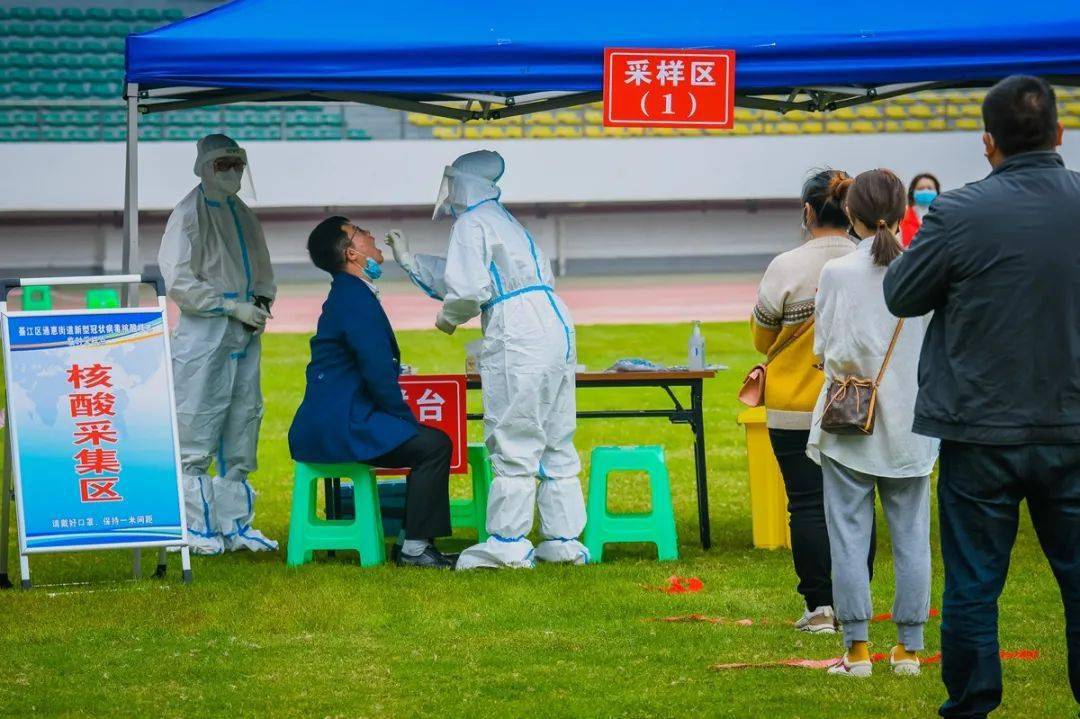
[209,168,243,196]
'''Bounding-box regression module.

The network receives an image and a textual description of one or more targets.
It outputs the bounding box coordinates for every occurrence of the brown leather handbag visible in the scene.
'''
[738,319,814,407]
[820,319,904,435]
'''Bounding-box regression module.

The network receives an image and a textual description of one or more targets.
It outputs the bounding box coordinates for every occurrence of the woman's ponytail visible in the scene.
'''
[845,169,907,267]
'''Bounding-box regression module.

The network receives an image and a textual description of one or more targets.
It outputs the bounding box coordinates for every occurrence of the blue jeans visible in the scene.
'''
[938,441,1080,718]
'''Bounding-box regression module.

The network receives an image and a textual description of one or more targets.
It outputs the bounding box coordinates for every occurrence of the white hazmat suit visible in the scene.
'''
[158,134,277,555]
[390,150,588,569]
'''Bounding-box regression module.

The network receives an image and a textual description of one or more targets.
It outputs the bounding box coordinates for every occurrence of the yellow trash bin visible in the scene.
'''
[736,406,792,549]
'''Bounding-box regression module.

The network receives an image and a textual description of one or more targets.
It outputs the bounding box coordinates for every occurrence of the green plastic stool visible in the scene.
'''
[86,288,120,309]
[583,446,679,562]
[287,463,386,567]
[22,285,51,311]
[450,443,494,541]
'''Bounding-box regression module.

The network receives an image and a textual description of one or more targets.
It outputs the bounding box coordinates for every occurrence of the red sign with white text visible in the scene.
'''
[386,375,468,475]
[604,48,735,128]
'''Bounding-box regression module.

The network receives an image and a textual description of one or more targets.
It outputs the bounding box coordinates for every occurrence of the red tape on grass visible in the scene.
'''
[641,576,704,594]
[711,649,1039,671]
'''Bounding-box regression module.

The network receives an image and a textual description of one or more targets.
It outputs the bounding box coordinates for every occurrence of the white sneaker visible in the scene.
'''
[889,645,921,676]
[794,605,838,634]
[827,652,873,678]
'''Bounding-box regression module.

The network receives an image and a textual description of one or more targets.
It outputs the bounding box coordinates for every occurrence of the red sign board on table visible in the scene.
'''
[603,48,736,129]
[382,374,468,475]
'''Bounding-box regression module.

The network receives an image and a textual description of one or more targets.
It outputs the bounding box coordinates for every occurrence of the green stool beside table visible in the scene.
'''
[287,442,494,567]
[583,445,680,563]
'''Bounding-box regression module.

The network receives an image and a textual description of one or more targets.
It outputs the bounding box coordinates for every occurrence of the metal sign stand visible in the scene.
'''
[0,274,191,589]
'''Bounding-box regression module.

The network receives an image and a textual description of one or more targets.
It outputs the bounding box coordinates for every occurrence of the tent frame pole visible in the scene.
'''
[122,83,140,283]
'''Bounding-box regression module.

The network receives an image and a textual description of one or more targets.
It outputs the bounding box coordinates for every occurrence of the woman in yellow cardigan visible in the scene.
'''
[750,169,863,633]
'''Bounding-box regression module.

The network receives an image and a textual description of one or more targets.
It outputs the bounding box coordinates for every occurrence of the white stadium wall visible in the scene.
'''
[3,132,1076,277]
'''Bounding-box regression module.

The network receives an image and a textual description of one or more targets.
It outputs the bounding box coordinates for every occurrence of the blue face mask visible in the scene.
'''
[363,257,382,281]
[913,189,938,206]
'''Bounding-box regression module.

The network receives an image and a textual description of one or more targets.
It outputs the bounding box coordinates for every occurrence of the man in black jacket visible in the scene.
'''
[884,75,1079,718]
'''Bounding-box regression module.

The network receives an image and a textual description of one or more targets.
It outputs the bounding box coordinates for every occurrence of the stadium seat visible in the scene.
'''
[35,7,59,21]
[801,121,824,134]
[526,112,556,125]
[825,121,850,133]
[502,126,524,138]
[463,126,484,139]
[10,7,33,21]
[30,40,58,54]
[553,126,583,138]
[856,105,883,119]
[481,125,506,139]
[776,122,801,135]
[36,23,60,38]
[86,8,111,22]
[527,126,556,138]
[851,120,878,133]
[432,126,462,139]
[784,110,808,121]
[928,118,947,131]
[584,110,604,125]
[955,118,980,131]
[833,107,858,120]
[961,104,982,118]
[734,108,760,121]
[137,8,164,22]
[1062,116,1080,130]
[903,120,928,132]
[407,112,435,126]
[138,125,163,141]
[163,9,184,21]
[647,127,679,137]
[111,7,136,21]
[556,111,582,124]
[8,22,34,37]
[909,104,934,119]
[345,128,370,140]
[60,8,85,21]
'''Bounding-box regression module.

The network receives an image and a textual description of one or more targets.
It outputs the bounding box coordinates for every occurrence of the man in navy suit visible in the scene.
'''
[288,217,454,568]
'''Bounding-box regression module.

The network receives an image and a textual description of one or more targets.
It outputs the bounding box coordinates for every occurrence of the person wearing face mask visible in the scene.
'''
[288,217,455,568]
[158,133,277,556]
[898,173,941,247]
[384,149,588,570]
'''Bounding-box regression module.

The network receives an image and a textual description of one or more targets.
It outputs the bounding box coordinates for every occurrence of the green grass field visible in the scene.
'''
[0,322,1071,717]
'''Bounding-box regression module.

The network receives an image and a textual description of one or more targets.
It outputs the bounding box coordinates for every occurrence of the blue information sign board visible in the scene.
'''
[2,308,187,553]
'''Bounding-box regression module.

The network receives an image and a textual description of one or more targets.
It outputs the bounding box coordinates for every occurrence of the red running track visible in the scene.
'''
[264,275,759,333]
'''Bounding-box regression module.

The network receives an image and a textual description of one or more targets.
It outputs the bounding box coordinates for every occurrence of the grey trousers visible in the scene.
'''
[821,455,931,650]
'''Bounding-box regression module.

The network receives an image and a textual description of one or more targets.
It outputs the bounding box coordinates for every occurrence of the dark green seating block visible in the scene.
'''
[9,22,35,37]
[136,8,163,22]
[138,125,163,141]
[10,7,33,21]
[61,8,85,21]
[111,8,136,21]
[31,40,58,54]
[36,23,60,38]
[35,7,60,21]
[80,39,107,53]
[163,9,184,21]
[86,8,110,22]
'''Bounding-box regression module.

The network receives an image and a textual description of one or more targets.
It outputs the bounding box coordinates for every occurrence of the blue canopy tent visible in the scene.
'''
[119,0,1080,273]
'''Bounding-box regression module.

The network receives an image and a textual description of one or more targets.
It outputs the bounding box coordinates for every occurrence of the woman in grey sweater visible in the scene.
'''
[807,169,939,678]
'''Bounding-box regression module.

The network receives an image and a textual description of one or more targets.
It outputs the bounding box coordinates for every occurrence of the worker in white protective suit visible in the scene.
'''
[158,134,277,555]
[386,149,588,569]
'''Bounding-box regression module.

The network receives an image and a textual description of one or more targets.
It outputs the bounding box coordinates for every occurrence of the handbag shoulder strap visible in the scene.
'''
[765,317,815,365]
[873,319,906,386]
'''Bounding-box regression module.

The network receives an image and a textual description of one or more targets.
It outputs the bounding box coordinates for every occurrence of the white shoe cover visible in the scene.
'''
[212,475,278,552]
[535,538,590,564]
[182,474,224,555]
[536,476,588,564]
[456,474,537,570]
[456,536,536,570]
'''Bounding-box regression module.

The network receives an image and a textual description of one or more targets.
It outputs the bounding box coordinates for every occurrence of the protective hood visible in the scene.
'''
[194,133,256,201]
[433,150,504,219]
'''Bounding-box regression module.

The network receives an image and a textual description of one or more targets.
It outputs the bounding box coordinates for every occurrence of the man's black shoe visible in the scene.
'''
[395,545,454,569]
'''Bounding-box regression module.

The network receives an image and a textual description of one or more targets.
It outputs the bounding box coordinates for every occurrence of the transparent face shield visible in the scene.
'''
[201,147,256,201]
[432,165,455,220]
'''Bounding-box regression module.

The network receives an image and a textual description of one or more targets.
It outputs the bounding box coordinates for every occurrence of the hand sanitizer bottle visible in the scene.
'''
[688,321,706,370]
